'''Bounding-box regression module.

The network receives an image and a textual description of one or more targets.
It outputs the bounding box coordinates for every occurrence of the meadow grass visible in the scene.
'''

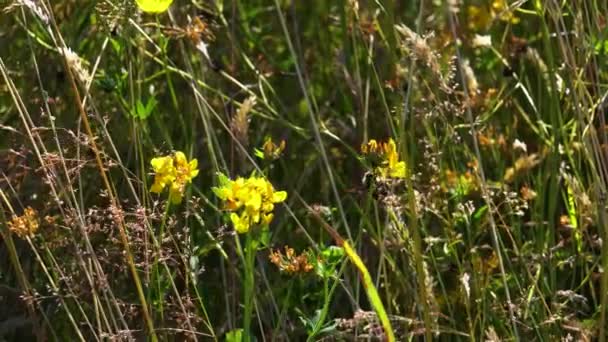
[1,0,608,340]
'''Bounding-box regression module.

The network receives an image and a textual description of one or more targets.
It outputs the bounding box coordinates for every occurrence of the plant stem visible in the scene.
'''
[243,231,257,341]
[153,201,172,327]
[307,278,330,341]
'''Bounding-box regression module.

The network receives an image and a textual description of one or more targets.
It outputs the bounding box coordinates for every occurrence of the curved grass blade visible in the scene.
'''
[306,202,396,341]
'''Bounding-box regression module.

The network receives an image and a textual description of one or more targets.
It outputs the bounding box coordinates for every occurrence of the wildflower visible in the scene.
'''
[477,127,506,149]
[361,139,379,154]
[212,173,287,234]
[170,151,199,202]
[150,151,199,204]
[492,0,520,24]
[150,155,175,193]
[269,246,314,275]
[135,0,174,13]
[361,138,407,179]
[520,185,537,201]
[467,5,492,31]
[467,1,519,32]
[255,137,286,160]
[445,169,476,197]
[8,207,39,239]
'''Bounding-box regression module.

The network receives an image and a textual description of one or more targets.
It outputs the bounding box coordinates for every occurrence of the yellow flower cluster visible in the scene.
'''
[492,0,520,24]
[150,151,199,204]
[212,173,287,234]
[361,138,407,179]
[8,207,39,239]
[467,0,520,31]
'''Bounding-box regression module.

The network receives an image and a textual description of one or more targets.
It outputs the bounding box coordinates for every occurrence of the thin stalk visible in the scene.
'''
[398,0,434,339]
[42,6,158,338]
[446,7,519,341]
[307,264,346,341]
[307,278,330,341]
[242,232,257,341]
[153,201,172,327]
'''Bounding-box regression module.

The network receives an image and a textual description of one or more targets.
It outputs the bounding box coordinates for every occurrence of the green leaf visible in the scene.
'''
[254,148,265,159]
[316,246,344,279]
[342,241,395,341]
[472,205,488,224]
[131,97,157,120]
[225,329,243,342]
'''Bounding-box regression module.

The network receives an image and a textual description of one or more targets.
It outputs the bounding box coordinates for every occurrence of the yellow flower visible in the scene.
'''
[230,212,250,234]
[150,151,199,204]
[492,0,520,24]
[382,138,407,178]
[258,137,286,160]
[468,1,519,32]
[213,173,287,233]
[150,155,175,194]
[361,138,407,179]
[467,5,492,31]
[361,139,378,154]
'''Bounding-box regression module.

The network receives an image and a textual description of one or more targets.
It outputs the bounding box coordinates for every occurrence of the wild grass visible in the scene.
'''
[1,0,608,340]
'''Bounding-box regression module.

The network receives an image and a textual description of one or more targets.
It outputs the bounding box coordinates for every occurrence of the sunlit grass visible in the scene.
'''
[1,0,607,340]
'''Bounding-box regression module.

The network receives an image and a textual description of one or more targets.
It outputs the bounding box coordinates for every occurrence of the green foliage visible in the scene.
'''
[1,0,608,341]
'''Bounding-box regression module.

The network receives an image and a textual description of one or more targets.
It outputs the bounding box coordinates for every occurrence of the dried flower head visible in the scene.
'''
[256,137,286,160]
[4,0,49,23]
[8,207,39,239]
[395,24,448,91]
[231,96,256,148]
[444,169,477,197]
[269,246,314,275]
[503,153,541,183]
[59,47,91,85]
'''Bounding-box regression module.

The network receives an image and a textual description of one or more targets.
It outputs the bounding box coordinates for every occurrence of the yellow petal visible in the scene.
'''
[212,186,232,200]
[174,151,187,164]
[272,191,287,203]
[189,159,199,177]
[262,202,274,213]
[135,0,174,13]
[389,161,407,179]
[262,213,274,225]
[231,213,250,234]
[151,156,173,172]
[251,210,261,224]
[150,182,164,193]
[246,192,262,210]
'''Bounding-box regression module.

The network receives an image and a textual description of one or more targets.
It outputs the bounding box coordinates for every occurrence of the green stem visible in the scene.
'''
[243,231,257,341]
[153,201,172,327]
[307,278,331,341]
